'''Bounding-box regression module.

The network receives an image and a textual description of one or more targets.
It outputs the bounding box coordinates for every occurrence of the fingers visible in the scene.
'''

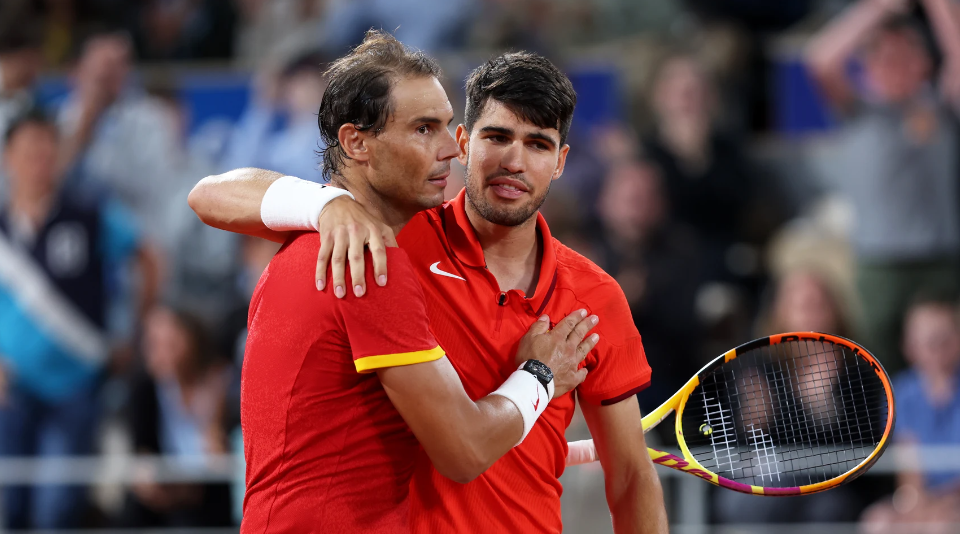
[316,233,333,290]
[330,228,348,298]
[573,368,589,388]
[567,314,599,345]
[553,309,587,338]
[382,224,398,248]
[525,315,551,337]
[576,333,600,362]
[347,225,366,297]
[369,230,388,288]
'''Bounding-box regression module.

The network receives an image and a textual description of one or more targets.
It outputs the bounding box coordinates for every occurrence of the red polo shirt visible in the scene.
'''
[240,235,443,534]
[399,190,652,533]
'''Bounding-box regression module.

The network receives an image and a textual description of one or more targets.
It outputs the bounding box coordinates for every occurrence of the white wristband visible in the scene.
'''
[489,368,551,445]
[260,176,355,232]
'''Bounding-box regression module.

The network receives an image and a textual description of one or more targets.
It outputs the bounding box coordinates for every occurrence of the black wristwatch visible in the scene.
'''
[521,359,554,391]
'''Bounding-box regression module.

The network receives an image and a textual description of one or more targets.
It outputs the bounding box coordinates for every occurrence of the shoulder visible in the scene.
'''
[263,232,321,282]
[554,240,636,333]
[555,240,621,296]
[892,370,925,410]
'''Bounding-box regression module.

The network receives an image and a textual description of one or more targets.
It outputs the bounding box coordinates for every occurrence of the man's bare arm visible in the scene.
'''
[581,396,668,534]
[381,312,596,483]
[188,168,289,243]
[188,169,392,296]
[921,0,960,109]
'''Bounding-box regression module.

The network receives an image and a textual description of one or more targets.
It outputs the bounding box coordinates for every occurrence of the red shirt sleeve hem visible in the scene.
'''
[599,379,651,406]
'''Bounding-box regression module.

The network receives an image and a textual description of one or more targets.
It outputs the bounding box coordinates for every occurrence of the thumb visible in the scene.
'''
[526,315,551,336]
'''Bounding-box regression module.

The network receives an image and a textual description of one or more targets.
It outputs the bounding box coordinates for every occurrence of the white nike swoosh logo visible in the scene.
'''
[430,262,465,281]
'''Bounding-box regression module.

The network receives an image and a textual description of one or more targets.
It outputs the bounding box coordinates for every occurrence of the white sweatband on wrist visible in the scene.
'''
[489,369,550,445]
[260,175,355,232]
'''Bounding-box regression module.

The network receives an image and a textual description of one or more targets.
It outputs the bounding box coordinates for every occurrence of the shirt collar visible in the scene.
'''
[442,188,559,314]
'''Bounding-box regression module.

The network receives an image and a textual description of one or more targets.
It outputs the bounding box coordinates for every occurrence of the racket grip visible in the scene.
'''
[566,439,598,466]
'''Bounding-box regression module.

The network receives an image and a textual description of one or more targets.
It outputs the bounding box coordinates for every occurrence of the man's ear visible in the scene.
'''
[455,124,469,166]
[553,144,571,182]
[338,123,370,163]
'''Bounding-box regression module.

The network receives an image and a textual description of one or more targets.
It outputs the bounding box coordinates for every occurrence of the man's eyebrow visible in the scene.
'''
[479,125,558,148]
[409,115,455,127]
[479,126,514,137]
[526,131,558,148]
[409,116,444,125]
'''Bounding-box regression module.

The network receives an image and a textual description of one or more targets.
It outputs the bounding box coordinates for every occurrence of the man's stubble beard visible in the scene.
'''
[463,153,551,227]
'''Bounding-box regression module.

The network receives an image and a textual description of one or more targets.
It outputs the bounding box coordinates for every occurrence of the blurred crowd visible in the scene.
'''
[2,0,960,530]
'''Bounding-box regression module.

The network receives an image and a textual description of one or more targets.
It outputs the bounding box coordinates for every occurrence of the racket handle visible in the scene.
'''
[566,439,598,466]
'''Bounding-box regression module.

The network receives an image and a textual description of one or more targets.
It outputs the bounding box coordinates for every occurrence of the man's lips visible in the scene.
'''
[488,176,528,199]
[427,170,450,188]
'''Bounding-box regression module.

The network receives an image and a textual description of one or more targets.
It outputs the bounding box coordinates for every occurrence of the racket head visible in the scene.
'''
[666,332,894,496]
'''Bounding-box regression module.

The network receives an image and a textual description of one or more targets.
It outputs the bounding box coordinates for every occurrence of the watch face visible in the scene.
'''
[526,360,553,382]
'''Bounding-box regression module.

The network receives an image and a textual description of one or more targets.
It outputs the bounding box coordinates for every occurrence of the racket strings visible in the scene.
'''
[681,339,889,488]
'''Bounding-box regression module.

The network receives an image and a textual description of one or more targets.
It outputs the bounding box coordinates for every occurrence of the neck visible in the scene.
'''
[9,186,55,227]
[334,170,417,235]
[465,199,542,296]
[659,115,710,159]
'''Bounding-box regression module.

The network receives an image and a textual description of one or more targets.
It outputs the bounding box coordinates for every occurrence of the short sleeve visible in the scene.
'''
[99,198,141,265]
[576,281,653,406]
[337,248,444,373]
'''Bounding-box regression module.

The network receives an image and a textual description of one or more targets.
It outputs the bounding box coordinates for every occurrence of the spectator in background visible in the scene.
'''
[642,52,762,287]
[0,111,159,529]
[221,51,328,182]
[58,31,184,243]
[233,0,328,69]
[714,268,860,524]
[861,298,960,532]
[760,269,853,338]
[148,84,241,319]
[0,23,43,203]
[805,0,960,372]
[119,304,232,528]
[593,160,702,414]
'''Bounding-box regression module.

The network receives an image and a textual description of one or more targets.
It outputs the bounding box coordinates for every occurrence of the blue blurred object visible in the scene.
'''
[37,73,250,135]
[772,57,834,135]
[568,68,621,135]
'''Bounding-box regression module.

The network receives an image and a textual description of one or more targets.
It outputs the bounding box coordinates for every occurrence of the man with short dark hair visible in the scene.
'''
[208,32,598,534]
[0,111,160,529]
[191,48,668,533]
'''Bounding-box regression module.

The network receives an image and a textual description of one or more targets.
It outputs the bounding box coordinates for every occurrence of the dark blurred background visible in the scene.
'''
[1,0,959,532]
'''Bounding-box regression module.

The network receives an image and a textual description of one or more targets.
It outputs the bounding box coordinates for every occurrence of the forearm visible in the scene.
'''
[582,397,668,534]
[380,358,543,484]
[608,461,668,534]
[922,0,960,61]
[429,395,524,483]
[57,106,101,176]
[806,0,892,71]
[187,168,288,242]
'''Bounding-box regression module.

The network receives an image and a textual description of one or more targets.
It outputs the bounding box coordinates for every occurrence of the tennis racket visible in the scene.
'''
[567,332,895,496]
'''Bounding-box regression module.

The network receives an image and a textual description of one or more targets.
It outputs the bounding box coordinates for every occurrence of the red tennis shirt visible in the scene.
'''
[399,190,653,533]
[239,234,443,534]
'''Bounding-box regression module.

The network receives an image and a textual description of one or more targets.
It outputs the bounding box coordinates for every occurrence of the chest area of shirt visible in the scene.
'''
[406,245,584,395]
[2,210,101,281]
